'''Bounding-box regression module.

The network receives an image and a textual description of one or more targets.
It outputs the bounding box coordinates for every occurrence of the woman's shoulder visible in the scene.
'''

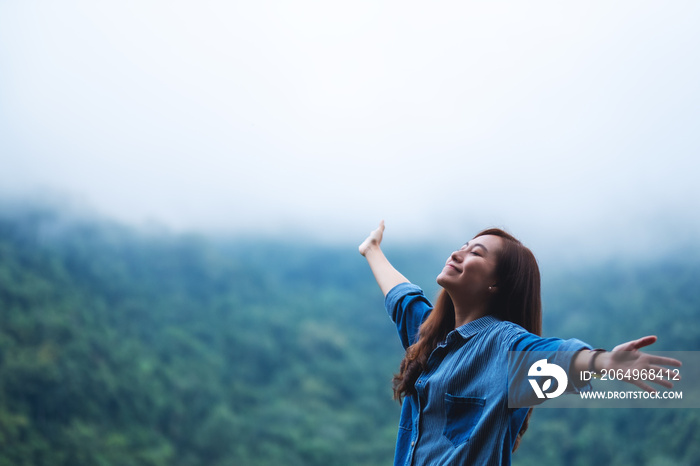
[492,318,529,336]
[480,318,532,348]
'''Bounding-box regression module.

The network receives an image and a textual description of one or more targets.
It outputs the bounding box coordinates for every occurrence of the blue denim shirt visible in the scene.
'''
[386,283,591,466]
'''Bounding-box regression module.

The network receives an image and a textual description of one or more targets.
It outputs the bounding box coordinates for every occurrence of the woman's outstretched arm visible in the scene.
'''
[571,335,682,391]
[359,221,410,296]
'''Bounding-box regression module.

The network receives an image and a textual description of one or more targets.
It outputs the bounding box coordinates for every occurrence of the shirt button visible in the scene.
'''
[411,441,415,446]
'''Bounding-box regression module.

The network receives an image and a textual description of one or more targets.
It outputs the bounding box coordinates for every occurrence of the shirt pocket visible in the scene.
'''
[442,394,485,447]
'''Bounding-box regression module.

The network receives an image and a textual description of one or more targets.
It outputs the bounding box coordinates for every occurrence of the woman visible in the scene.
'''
[359,221,680,466]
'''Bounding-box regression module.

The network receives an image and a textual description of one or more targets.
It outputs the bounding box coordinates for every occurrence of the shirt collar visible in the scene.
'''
[455,314,501,339]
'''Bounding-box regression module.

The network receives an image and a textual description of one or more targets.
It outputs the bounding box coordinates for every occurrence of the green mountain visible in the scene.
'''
[0,207,698,465]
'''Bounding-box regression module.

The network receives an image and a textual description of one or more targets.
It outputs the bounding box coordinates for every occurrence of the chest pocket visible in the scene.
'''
[443,394,485,447]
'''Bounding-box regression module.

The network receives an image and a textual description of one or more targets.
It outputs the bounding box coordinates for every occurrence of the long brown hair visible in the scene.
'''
[391,228,542,452]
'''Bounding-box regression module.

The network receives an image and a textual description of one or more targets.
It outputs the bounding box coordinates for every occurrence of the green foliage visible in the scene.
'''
[0,207,698,465]
[0,209,402,465]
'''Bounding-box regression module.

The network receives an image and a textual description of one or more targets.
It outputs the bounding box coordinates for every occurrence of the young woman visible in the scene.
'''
[359,221,681,466]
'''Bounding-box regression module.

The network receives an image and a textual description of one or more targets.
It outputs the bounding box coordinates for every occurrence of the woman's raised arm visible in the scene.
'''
[359,221,410,296]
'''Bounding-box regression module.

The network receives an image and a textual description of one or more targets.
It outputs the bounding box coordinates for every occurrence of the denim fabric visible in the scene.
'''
[385,283,591,466]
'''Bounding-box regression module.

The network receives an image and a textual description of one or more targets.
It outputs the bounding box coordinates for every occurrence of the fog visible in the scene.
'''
[1,1,699,260]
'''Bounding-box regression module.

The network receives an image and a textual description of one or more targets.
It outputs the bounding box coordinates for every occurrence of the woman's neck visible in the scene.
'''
[452,301,489,328]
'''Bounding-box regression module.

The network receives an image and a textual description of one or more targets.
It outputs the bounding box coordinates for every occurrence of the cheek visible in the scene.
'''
[463,262,494,283]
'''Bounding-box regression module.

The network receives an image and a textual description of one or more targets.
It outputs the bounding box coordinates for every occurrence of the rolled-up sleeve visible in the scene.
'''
[384,283,433,349]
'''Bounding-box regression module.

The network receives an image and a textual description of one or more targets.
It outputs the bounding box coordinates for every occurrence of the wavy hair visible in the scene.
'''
[391,228,542,452]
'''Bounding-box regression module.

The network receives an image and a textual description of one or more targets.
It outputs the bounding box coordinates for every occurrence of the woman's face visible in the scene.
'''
[436,234,503,301]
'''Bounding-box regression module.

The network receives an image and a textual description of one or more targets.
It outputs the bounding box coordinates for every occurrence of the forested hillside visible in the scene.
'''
[0,207,699,465]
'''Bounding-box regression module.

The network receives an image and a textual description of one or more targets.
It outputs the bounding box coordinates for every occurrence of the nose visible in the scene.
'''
[450,249,464,263]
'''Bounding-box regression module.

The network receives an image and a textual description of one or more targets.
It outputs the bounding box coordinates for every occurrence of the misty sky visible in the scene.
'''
[1,1,698,258]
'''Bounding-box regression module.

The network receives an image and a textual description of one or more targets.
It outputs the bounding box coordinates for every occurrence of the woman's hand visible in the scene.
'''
[359,220,385,256]
[597,335,682,392]
[358,221,409,295]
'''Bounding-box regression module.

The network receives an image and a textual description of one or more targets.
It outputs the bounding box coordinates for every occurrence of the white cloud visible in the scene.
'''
[1,0,698,255]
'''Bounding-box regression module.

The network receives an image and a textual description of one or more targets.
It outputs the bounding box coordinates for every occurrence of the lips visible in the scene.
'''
[447,262,461,273]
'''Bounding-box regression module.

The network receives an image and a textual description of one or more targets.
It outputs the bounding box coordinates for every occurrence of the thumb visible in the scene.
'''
[622,335,658,351]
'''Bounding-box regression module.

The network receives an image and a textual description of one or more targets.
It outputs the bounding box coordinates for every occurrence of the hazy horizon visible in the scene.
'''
[2,1,698,261]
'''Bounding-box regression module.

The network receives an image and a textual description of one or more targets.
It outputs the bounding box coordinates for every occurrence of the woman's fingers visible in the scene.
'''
[648,365,682,381]
[649,355,682,367]
[375,220,385,238]
[630,379,658,393]
[631,335,658,350]
[612,335,657,352]
[359,220,386,256]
